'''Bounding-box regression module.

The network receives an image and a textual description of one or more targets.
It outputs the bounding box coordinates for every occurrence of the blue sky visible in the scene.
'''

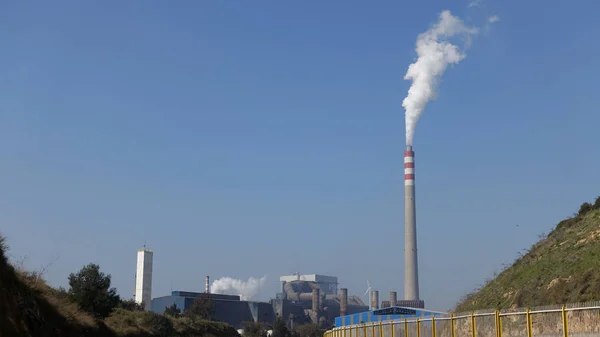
[1,0,599,311]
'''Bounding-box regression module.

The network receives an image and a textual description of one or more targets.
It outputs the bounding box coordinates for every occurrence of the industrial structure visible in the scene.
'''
[333,289,447,327]
[138,221,431,329]
[275,274,368,326]
[152,291,276,328]
[134,246,153,311]
[149,272,368,328]
[134,246,434,328]
[279,273,338,295]
[403,146,424,308]
[334,306,448,327]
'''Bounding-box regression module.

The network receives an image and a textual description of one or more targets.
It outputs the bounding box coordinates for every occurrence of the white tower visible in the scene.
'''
[135,247,153,311]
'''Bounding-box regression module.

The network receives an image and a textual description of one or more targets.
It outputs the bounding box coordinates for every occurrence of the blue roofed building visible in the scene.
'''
[334,306,449,327]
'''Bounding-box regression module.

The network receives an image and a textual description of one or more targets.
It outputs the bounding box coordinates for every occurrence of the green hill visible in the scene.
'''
[455,197,600,312]
[0,234,239,337]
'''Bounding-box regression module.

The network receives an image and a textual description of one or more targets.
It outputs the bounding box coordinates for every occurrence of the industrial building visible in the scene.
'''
[274,274,369,326]
[151,291,276,328]
[149,273,369,329]
[334,306,448,327]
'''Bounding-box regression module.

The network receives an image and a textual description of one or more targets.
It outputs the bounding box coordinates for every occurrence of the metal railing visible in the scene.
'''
[324,304,600,337]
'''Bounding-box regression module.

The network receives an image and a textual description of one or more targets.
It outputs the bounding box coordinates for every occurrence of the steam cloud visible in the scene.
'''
[211,276,267,301]
[402,10,477,146]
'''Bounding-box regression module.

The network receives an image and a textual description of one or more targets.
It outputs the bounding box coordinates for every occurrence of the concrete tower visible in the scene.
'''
[340,288,348,316]
[371,290,379,310]
[135,247,153,311]
[404,145,420,302]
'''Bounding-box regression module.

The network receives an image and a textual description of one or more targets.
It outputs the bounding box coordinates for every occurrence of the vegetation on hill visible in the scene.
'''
[455,197,600,312]
[0,233,239,337]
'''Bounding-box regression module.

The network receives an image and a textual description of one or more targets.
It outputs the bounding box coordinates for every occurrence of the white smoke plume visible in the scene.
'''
[402,10,478,146]
[210,276,267,301]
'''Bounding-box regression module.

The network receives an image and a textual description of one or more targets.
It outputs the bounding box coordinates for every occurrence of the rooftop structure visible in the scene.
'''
[280,273,338,295]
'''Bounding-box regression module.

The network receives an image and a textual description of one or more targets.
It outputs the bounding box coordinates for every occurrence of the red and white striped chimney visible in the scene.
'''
[404,145,420,301]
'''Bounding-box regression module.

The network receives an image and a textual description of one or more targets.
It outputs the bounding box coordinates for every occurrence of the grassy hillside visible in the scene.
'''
[455,198,600,312]
[0,234,239,337]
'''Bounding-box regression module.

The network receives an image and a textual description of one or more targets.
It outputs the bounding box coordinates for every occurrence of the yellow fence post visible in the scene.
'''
[526,309,532,337]
[498,311,503,337]
[451,313,455,337]
[471,312,476,337]
[364,324,367,337]
[417,319,421,337]
[404,319,408,337]
[372,323,375,337]
[391,321,395,337]
[494,311,502,337]
[493,311,498,337]
[379,321,383,337]
[432,316,436,337]
[562,306,569,337]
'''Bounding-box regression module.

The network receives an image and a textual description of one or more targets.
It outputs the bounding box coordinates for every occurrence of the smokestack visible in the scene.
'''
[205,276,210,293]
[390,291,397,307]
[312,288,319,313]
[340,288,348,316]
[371,290,379,310]
[404,145,420,301]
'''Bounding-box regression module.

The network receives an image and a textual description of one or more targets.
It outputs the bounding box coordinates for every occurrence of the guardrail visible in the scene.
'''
[324,305,600,337]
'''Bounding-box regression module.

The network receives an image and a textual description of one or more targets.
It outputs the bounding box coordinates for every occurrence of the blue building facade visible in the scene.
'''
[151,291,276,329]
[334,307,448,327]
[151,291,241,313]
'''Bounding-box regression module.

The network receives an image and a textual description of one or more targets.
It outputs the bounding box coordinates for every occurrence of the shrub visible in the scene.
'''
[578,202,593,216]
[593,196,600,210]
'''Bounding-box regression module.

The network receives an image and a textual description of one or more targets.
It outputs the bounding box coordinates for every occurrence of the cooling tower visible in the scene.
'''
[390,291,397,307]
[340,288,348,316]
[404,145,420,301]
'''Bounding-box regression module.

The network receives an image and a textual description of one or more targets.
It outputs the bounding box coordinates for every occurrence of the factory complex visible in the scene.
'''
[148,273,372,328]
[133,248,440,329]
[131,144,433,329]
